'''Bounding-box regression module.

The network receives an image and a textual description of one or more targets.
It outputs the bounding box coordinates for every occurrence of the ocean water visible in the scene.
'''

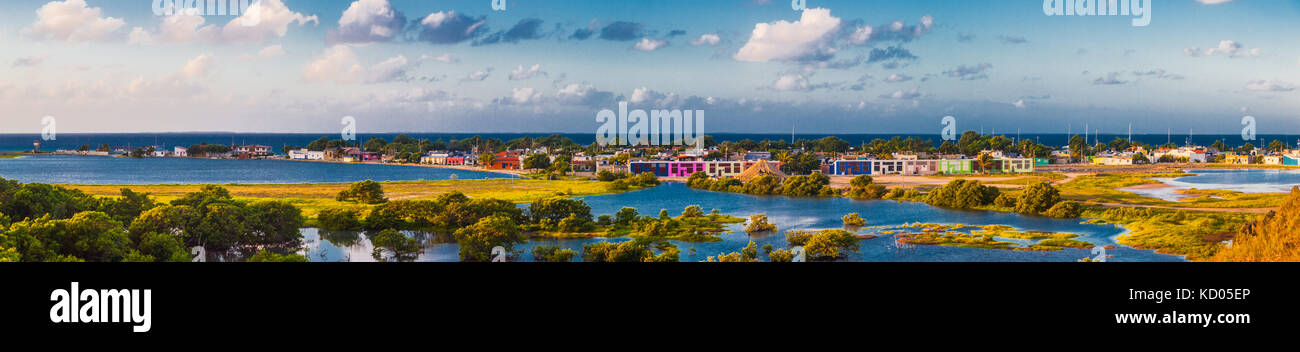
[0,155,512,184]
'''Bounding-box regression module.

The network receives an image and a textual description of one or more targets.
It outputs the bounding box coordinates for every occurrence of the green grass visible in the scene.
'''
[1080,206,1257,261]
[878,223,1093,251]
[65,179,642,218]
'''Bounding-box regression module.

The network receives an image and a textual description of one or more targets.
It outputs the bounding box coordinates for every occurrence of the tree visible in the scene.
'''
[532,245,577,262]
[244,200,304,246]
[370,229,419,262]
[744,214,778,233]
[247,249,309,262]
[976,153,995,174]
[1268,140,1286,153]
[842,213,866,227]
[479,153,497,167]
[1043,201,1082,219]
[336,180,386,204]
[522,153,552,171]
[453,215,526,262]
[1014,182,1062,215]
[317,208,362,230]
[528,197,592,224]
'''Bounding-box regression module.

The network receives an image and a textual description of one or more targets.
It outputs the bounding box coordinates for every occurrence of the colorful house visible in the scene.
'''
[628,161,781,177]
[489,156,520,170]
[1224,153,1252,165]
[1285,155,1300,166]
[939,159,974,175]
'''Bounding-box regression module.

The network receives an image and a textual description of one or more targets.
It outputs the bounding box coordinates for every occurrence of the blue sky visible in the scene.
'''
[1,0,1297,134]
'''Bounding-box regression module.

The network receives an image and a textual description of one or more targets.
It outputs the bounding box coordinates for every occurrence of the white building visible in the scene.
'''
[173,147,188,157]
[289,149,325,160]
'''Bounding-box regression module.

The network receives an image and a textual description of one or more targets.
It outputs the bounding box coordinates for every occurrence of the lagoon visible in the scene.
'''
[297,183,1186,262]
[1125,169,1300,201]
[0,155,513,184]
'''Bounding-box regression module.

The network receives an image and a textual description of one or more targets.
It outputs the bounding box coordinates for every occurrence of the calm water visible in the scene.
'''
[0,155,513,184]
[1125,169,1300,201]
[299,183,1186,262]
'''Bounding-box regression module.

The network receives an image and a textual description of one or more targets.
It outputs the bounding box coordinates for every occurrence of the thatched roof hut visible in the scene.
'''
[736,159,787,181]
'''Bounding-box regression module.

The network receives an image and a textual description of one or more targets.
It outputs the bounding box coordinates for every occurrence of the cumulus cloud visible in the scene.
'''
[180,54,215,78]
[507,87,541,104]
[632,38,668,51]
[508,64,545,80]
[475,18,547,45]
[128,0,318,45]
[866,45,918,64]
[1245,80,1296,92]
[845,15,934,46]
[23,0,125,42]
[418,53,459,64]
[462,69,492,82]
[599,21,644,41]
[555,83,615,106]
[767,74,829,92]
[690,34,721,46]
[327,0,406,44]
[943,63,992,80]
[418,10,487,44]
[734,8,841,62]
[302,45,417,84]
[884,73,913,83]
[1092,72,1128,85]
[1132,69,1185,80]
[1184,40,1261,58]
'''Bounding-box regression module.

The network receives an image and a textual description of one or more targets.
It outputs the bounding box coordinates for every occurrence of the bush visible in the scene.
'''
[768,248,794,262]
[847,184,887,199]
[596,169,630,182]
[924,179,1000,209]
[803,229,860,260]
[994,193,1017,208]
[1014,182,1061,215]
[336,180,387,204]
[842,213,866,227]
[1044,201,1082,218]
[744,214,778,233]
[532,245,577,262]
[317,208,362,230]
[681,205,704,218]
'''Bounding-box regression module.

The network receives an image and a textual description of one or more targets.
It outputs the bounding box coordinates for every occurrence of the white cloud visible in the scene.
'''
[884,73,913,83]
[1012,99,1027,108]
[510,87,540,104]
[508,64,545,80]
[690,34,721,46]
[418,53,459,63]
[328,0,406,44]
[1184,40,1261,58]
[880,88,921,99]
[1245,80,1296,92]
[129,0,318,45]
[463,69,492,82]
[302,45,414,84]
[734,8,841,62]
[633,37,668,51]
[180,54,215,78]
[630,87,664,104]
[23,0,125,42]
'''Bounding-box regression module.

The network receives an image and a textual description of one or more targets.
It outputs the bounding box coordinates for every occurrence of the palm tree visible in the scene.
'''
[976,153,994,174]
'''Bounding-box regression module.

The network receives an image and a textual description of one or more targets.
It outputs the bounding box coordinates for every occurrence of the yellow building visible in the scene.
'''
[1224,153,1252,164]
